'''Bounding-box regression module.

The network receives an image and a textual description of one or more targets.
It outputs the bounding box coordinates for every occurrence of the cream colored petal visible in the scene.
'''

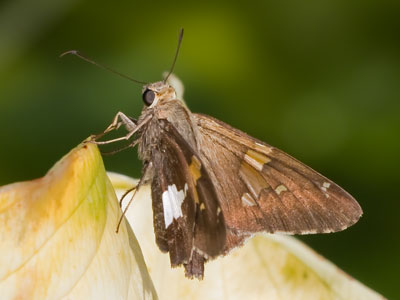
[0,143,157,300]
[109,173,385,300]
[163,72,185,105]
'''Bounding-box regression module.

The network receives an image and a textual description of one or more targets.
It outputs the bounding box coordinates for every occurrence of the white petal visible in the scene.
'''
[0,143,156,300]
[110,173,385,300]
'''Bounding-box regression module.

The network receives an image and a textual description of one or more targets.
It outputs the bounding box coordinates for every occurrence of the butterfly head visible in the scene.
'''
[141,28,183,109]
[142,81,176,108]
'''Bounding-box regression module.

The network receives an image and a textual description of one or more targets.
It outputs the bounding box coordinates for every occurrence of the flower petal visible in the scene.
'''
[0,143,156,300]
[109,172,385,300]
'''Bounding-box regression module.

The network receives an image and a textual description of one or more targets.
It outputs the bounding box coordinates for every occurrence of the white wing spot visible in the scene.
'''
[241,192,256,206]
[275,184,288,195]
[321,182,331,192]
[162,184,188,228]
[323,182,331,188]
[255,142,273,154]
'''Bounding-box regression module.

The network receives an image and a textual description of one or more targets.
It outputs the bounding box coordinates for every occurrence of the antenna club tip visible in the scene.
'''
[59,50,79,58]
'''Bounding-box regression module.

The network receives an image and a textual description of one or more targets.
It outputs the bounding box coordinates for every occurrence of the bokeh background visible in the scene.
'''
[0,0,399,298]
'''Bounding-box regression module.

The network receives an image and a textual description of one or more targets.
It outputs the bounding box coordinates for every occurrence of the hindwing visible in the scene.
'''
[150,119,226,278]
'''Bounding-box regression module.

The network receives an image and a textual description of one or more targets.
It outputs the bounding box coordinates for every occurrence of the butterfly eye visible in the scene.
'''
[142,89,155,106]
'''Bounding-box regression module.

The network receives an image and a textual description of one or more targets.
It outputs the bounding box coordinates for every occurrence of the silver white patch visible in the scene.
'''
[162,183,188,228]
[275,184,288,195]
[321,182,331,192]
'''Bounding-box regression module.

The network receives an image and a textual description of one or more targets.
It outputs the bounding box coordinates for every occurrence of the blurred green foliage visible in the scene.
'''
[0,0,398,298]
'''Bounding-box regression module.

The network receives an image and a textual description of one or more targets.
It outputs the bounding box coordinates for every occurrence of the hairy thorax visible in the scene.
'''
[138,98,199,164]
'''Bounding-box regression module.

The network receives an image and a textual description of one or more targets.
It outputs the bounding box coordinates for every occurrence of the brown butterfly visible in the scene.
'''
[62,29,362,279]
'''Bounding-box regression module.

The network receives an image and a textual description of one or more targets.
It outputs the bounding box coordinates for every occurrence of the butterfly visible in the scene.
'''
[62,29,362,279]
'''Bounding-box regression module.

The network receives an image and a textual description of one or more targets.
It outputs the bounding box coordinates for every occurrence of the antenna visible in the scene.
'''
[60,50,148,85]
[164,28,184,83]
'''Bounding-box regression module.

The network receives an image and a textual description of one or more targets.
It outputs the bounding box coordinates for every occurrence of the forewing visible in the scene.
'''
[194,113,362,235]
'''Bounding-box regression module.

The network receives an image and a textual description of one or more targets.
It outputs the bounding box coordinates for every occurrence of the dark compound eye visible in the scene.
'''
[142,89,155,106]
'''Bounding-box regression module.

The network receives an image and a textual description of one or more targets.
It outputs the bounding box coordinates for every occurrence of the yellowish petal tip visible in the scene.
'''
[0,141,156,300]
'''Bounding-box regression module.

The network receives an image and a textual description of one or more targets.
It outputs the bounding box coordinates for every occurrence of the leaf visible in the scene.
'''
[0,143,157,300]
[108,172,386,300]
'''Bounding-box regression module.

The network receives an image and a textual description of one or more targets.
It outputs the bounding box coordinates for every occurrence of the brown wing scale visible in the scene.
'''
[194,113,362,236]
[151,119,226,278]
[151,146,194,266]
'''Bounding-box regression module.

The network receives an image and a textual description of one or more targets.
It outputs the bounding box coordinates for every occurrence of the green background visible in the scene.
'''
[0,1,398,298]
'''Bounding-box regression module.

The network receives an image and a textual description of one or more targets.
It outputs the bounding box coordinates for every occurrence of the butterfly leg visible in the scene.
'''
[94,114,152,145]
[119,185,137,207]
[92,111,137,141]
[116,162,150,233]
[105,111,137,133]
[100,139,139,156]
